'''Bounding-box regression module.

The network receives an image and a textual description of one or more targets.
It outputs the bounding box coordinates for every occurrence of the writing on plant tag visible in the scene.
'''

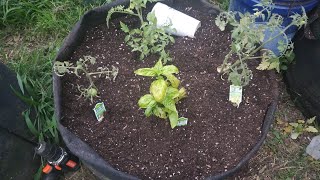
[229,85,242,107]
[177,117,188,127]
[93,102,106,122]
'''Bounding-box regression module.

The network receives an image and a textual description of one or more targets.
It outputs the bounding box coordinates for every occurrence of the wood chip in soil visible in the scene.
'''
[60,1,278,179]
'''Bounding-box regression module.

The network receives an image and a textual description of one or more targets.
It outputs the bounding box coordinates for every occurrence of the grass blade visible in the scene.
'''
[16,73,24,95]
[23,110,39,136]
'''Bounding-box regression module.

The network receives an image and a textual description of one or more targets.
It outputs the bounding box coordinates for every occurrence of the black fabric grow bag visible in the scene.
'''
[284,30,320,123]
[53,0,278,179]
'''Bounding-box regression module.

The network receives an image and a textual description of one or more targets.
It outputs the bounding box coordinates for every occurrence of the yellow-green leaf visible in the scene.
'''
[162,65,179,74]
[169,111,179,129]
[153,106,167,119]
[256,60,270,70]
[307,116,316,124]
[291,132,300,139]
[297,120,305,124]
[164,74,180,88]
[289,123,299,128]
[178,87,187,100]
[305,126,318,133]
[154,59,163,70]
[138,94,154,108]
[166,87,180,99]
[276,118,284,125]
[162,96,176,112]
[150,79,167,102]
[134,68,157,77]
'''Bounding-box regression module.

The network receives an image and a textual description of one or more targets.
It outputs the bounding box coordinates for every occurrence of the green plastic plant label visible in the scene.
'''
[177,117,188,126]
[229,85,242,107]
[93,102,106,122]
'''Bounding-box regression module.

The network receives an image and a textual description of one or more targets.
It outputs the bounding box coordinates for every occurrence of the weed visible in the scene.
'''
[280,117,319,139]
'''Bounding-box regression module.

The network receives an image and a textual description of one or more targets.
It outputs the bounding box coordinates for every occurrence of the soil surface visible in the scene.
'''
[61,1,278,179]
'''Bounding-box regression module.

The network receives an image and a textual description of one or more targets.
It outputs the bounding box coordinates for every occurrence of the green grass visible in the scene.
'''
[0,0,111,37]
[1,0,112,144]
[9,42,61,144]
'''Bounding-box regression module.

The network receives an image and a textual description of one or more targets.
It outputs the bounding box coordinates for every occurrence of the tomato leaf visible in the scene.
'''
[120,21,129,33]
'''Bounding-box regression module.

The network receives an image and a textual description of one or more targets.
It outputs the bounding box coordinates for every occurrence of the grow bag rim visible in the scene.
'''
[53,1,279,179]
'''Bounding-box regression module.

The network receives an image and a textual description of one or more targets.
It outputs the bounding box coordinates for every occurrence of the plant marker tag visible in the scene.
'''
[93,102,106,122]
[177,117,188,127]
[229,85,242,107]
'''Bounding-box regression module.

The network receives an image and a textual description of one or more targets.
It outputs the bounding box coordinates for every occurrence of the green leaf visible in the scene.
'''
[268,61,280,72]
[16,74,25,95]
[289,123,299,128]
[134,68,157,77]
[120,21,129,33]
[164,73,180,88]
[144,100,157,117]
[138,94,154,108]
[162,96,176,112]
[280,65,288,70]
[145,106,153,117]
[153,106,167,119]
[23,110,39,136]
[150,79,167,102]
[10,86,38,106]
[34,166,43,180]
[215,15,227,31]
[154,59,163,70]
[178,87,187,100]
[169,111,179,129]
[290,132,300,139]
[166,87,180,99]
[257,60,270,70]
[162,65,179,74]
[307,116,316,124]
[305,126,318,133]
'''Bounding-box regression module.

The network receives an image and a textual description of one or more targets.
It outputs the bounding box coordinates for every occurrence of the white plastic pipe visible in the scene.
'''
[152,2,201,38]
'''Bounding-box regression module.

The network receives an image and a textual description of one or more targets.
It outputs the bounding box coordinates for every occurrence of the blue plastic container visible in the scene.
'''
[229,0,319,55]
[229,0,319,34]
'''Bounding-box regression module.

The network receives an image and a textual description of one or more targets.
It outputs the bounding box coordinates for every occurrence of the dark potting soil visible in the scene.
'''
[61,2,278,179]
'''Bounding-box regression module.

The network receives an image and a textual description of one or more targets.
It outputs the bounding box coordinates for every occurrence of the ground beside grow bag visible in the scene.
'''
[53,0,278,179]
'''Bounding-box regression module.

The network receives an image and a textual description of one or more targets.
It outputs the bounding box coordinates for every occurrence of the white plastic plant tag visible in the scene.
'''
[93,102,106,122]
[229,85,242,107]
[177,117,188,127]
